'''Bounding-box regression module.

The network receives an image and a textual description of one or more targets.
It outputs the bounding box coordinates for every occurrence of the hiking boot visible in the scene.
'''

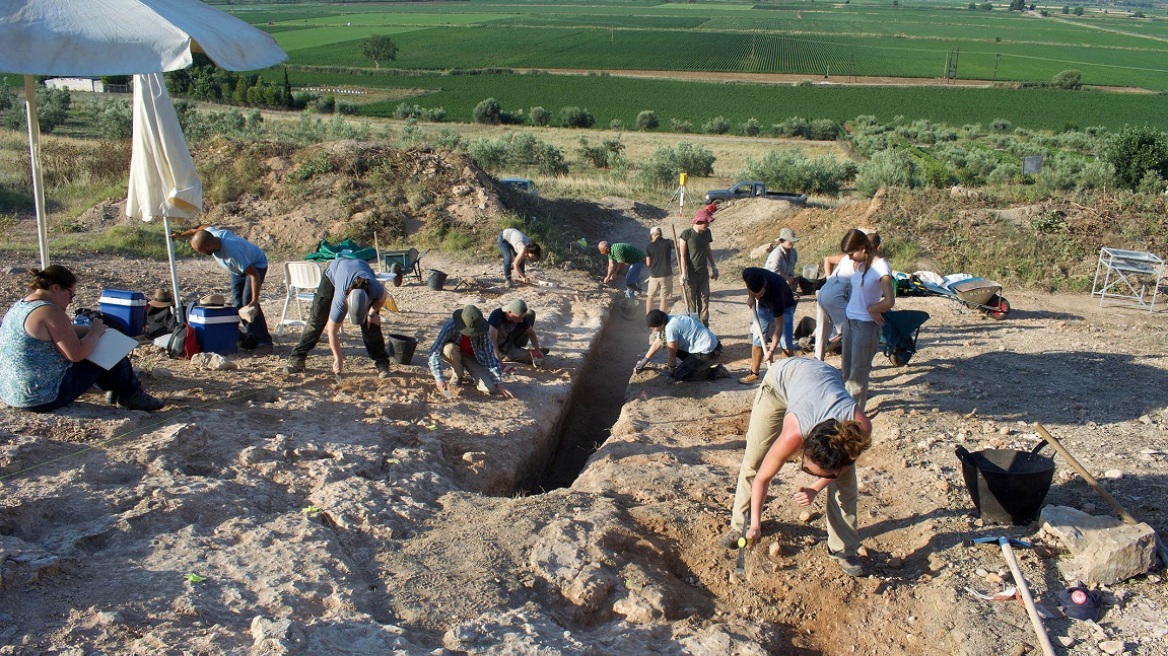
[117,389,164,412]
[283,359,306,374]
[376,363,392,379]
[829,549,864,577]
[738,371,760,385]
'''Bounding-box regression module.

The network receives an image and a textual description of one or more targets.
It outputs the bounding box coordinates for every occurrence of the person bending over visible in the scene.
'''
[635,310,726,382]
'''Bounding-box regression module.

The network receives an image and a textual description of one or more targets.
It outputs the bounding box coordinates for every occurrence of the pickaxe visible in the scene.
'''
[972,536,1055,656]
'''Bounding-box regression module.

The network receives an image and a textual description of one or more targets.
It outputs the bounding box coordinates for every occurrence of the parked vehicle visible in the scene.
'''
[501,177,538,197]
[703,181,806,205]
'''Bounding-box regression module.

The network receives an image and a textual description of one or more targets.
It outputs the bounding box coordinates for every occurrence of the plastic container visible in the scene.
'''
[955,444,1055,524]
[619,297,640,320]
[189,306,240,355]
[427,269,448,291]
[387,333,418,365]
[99,289,147,336]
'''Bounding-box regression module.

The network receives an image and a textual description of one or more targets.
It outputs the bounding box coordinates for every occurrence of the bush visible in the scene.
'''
[558,106,594,128]
[808,119,841,141]
[856,149,917,195]
[637,141,716,187]
[529,106,551,127]
[1105,125,1168,190]
[97,99,134,140]
[636,110,658,131]
[578,137,625,169]
[742,118,761,137]
[775,116,810,138]
[702,116,731,135]
[990,118,1012,132]
[473,97,502,125]
[669,118,692,133]
[1052,70,1082,90]
[538,144,569,176]
[738,149,858,195]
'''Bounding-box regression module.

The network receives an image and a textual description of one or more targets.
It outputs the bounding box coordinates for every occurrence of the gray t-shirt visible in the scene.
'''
[769,357,856,433]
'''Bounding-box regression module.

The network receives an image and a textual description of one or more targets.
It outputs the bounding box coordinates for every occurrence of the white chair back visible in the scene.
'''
[276,261,323,339]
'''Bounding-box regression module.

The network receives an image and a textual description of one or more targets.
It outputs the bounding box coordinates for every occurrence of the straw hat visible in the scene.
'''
[198,293,227,307]
[148,288,174,308]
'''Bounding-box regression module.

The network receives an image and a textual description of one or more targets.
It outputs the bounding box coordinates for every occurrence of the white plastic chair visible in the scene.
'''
[277,261,322,339]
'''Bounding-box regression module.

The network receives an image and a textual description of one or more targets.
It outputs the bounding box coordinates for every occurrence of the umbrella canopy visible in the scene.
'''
[0,0,287,75]
[0,0,287,268]
[127,72,202,315]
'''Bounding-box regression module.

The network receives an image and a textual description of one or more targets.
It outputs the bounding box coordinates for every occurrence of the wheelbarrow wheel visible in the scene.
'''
[987,295,1010,320]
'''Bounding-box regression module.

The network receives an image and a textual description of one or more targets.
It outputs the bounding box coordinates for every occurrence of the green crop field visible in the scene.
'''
[269,69,1168,132]
[229,1,1168,90]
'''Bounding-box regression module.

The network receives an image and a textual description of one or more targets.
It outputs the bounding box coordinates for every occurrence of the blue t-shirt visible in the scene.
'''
[324,259,385,323]
[207,227,267,275]
[663,314,717,355]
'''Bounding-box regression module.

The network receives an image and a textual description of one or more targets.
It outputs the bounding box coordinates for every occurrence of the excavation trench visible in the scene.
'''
[530,300,647,492]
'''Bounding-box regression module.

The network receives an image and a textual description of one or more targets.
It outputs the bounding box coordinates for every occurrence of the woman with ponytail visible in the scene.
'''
[0,266,163,412]
[722,357,872,576]
[838,228,894,411]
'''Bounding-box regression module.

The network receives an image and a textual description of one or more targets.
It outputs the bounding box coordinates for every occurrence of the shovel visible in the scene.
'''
[972,536,1055,656]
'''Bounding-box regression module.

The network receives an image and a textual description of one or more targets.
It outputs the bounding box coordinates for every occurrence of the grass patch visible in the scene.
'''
[53,224,182,260]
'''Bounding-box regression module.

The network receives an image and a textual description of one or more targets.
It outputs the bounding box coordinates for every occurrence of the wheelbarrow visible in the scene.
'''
[915,275,1010,320]
[381,248,429,283]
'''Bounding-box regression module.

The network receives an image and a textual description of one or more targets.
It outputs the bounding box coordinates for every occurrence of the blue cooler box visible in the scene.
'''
[189,306,240,355]
[99,289,147,336]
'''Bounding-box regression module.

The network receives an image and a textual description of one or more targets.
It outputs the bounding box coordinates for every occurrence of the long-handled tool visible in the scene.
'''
[735,503,751,575]
[672,224,694,314]
[1035,422,1168,568]
[750,303,773,371]
[972,536,1056,656]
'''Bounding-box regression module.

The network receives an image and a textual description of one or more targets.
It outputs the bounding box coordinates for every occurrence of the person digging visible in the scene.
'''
[429,305,514,398]
[498,227,543,288]
[171,224,273,355]
[739,267,798,385]
[635,310,728,382]
[598,241,646,298]
[722,357,872,577]
[283,258,392,378]
[488,299,549,368]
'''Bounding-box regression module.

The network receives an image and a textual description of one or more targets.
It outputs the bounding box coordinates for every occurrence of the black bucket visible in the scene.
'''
[387,333,418,365]
[427,269,448,291]
[955,443,1055,525]
[618,297,640,321]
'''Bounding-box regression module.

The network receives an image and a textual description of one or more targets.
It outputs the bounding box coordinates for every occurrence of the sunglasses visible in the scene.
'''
[801,453,840,479]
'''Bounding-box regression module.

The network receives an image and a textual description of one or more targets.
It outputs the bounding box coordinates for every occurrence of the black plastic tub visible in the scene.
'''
[955,444,1055,525]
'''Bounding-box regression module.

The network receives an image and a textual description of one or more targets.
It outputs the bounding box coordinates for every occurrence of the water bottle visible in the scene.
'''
[73,314,92,328]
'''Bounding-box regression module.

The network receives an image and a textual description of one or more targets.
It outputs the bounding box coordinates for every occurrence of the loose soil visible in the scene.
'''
[2,151,1167,655]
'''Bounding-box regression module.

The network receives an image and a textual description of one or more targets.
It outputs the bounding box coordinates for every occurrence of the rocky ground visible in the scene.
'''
[1,188,1167,655]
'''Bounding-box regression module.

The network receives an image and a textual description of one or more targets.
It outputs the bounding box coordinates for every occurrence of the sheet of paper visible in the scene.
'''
[86,328,138,370]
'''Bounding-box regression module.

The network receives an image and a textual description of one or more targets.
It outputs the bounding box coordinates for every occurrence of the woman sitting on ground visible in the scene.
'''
[0,266,164,412]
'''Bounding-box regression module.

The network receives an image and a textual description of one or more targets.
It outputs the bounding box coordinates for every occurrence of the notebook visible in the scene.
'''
[86,328,138,370]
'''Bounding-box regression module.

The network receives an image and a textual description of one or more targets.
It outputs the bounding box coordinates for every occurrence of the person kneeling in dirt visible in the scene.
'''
[0,266,164,412]
[722,357,872,577]
[172,224,274,355]
[429,305,515,398]
[739,267,798,385]
[635,310,728,382]
[283,258,392,378]
[489,299,548,368]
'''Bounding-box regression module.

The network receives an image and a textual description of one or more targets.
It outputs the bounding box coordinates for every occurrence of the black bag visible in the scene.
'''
[163,302,197,359]
[143,305,177,339]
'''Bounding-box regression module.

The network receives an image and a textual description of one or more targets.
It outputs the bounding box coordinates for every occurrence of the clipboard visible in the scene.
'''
[86,328,138,370]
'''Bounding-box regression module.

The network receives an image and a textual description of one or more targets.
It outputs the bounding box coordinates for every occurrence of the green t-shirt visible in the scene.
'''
[609,243,645,264]
[679,228,713,275]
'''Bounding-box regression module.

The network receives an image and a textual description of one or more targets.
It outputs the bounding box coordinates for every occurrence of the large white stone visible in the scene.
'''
[1040,505,1155,585]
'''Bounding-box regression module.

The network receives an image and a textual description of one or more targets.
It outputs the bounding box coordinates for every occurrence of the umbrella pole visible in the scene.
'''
[24,75,49,268]
[162,217,183,318]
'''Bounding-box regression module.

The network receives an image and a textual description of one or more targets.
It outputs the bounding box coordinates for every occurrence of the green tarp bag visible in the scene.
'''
[304,239,378,262]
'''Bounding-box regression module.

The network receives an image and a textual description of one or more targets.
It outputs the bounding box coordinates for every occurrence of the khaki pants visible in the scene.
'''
[841,319,881,412]
[442,342,494,394]
[731,375,860,556]
[646,275,673,310]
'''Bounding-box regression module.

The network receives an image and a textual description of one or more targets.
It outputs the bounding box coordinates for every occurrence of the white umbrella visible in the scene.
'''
[127,72,201,315]
[0,0,287,269]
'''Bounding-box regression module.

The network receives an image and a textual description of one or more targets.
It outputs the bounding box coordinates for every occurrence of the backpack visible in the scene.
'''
[143,305,177,339]
[156,302,200,359]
